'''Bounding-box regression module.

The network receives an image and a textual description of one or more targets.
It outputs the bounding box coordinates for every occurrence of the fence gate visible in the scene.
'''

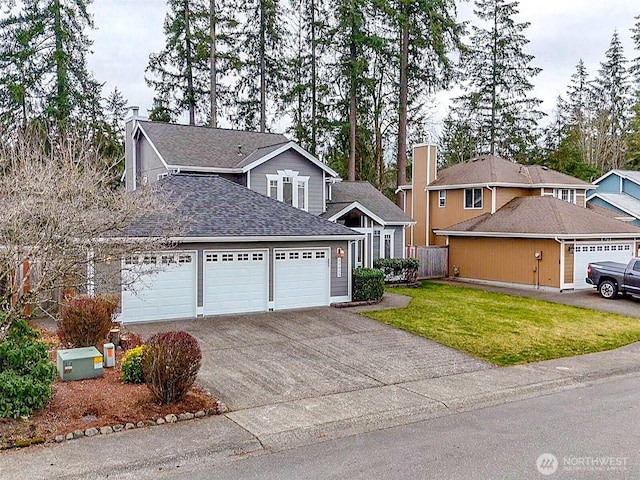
[413,246,448,279]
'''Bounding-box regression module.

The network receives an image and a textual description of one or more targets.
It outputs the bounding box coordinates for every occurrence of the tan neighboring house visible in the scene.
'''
[398,146,640,290]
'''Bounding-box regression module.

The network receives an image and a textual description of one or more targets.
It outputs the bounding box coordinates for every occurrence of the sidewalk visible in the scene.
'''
[3,340,640,480]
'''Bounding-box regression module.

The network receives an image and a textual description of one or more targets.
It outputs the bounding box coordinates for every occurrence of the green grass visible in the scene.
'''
[364,282,640,366]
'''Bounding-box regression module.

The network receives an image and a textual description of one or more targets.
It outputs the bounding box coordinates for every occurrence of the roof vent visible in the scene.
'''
[237,144,243,155]
[541,166,549,170]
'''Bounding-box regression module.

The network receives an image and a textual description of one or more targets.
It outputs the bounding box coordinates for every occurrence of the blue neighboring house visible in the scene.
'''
[587,170,640,226]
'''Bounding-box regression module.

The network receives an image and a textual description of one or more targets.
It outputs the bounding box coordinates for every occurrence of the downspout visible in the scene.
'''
[425,186,430,246]
[554,236,564,291]
[487,185,496,214]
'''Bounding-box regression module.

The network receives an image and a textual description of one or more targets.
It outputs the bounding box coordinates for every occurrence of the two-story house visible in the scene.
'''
[587,170,640,226]
[398,145,640,290]
[115,111,411,323]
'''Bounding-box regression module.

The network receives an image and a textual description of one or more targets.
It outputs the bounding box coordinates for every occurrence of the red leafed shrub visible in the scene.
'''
[58,295,118,348]
[141,331,202,404]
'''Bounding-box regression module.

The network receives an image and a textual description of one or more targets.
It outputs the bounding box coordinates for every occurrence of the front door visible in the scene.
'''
[352,239,364,269]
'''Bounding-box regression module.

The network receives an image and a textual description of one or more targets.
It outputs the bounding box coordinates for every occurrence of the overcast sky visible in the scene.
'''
[87,0,639,130]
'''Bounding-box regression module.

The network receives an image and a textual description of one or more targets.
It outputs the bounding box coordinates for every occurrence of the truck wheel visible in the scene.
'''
[599,280,618,299]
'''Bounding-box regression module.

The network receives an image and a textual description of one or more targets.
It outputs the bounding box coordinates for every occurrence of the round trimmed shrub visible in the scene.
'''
[141,331,202,404]
[121,345,146,384]
[58,294,118,348]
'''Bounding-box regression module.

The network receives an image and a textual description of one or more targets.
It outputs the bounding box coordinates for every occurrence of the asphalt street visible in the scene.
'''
[144,373,640,480]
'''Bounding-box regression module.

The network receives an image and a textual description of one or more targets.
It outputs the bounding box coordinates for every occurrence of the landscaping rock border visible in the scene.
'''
[51,400,226,445]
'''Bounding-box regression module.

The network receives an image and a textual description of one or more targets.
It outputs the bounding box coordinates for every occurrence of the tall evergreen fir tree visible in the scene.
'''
[146,0,211,125]
[388,0,463,203]
[443,0,543,162]
[233,0,286,132]
[281,0,332,155]
[209,0,238,128]
[626,15,640,168]
[630,14,640,90]
[0,0,102,129]
[592,31,632,169]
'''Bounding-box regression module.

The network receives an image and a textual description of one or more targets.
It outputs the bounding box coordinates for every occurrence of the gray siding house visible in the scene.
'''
[118,112,414,323]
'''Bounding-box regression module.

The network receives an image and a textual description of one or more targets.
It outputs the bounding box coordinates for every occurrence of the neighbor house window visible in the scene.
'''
[554,188,576,204]
[266,170,309,211]
[438,190,446,208]
[464,188,483,209]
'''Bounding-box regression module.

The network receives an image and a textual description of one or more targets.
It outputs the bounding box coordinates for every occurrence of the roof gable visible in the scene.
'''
[430,156,591,189]
[324,181,414,225]
[123,175,361,239]
[134,121,338,177]
[136,121,288,170]
[592,169,640,187]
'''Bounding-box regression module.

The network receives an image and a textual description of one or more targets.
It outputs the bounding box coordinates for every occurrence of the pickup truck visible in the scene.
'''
[586,258,640,299]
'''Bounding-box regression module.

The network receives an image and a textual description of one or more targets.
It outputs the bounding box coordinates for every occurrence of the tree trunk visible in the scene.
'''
[310,0,317,155]
[53,0,67,123]
[184,0,196,125]
[259,1,266,132]
[348,30,357,182]
[396,21,409,206]
[209,0,217,128]
[490,3,498,155]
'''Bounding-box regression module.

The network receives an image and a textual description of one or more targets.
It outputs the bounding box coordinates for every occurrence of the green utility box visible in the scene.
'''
[57,346,104,381]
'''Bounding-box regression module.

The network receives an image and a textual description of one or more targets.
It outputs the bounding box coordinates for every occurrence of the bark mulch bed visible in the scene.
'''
[0,326,219,450]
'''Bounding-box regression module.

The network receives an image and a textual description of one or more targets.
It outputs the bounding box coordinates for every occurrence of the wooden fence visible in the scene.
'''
[408,246,448,279]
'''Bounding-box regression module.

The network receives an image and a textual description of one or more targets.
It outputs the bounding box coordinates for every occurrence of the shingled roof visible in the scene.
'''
[123,175,361,239]
[323,181,414,225]
[435,196,640,238]
[430,156,591,188]
[136,121,289,169]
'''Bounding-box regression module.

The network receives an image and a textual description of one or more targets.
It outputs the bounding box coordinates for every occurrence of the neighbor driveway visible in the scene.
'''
[132,307,492,411]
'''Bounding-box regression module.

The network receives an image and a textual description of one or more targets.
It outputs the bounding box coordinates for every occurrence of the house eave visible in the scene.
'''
[586,193,640,220]
[434,230,640,240]
[109,234,365,243]
[426,182,593,191]
[166,165,243,174]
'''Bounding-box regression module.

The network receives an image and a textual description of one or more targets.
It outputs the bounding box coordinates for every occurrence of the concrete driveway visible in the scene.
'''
[132,307,492,411]
[434,279,640,319]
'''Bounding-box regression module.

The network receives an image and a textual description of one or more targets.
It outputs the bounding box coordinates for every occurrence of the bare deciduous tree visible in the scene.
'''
[0,128,179,337]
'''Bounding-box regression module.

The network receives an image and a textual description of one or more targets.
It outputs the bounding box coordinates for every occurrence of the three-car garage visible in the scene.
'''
[119,247,339,323]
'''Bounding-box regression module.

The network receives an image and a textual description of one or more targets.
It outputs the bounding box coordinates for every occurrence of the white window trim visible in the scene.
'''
[464,188,483,210]
[553,188,576,205]
[438,190,446,208]
[374,228,395,260]
[266,170,310,211]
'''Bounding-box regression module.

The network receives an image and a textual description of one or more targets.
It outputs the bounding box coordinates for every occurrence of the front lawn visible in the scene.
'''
[364,282,640,366]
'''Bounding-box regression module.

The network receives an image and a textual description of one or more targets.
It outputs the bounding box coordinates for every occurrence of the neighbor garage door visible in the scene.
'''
[121,252,197,323]
[274,248,330,310]
[574,242,634,289]
[203,249,268,315]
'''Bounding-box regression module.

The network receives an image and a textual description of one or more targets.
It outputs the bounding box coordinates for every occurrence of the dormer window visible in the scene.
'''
[266,170,309,211]
[554,188,576,204]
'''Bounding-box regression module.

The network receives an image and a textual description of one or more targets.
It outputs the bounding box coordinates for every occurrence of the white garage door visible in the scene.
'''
[121,252,197,323]
[274,249,330,310]
[203,250,268,315]
[574,242,634,289]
